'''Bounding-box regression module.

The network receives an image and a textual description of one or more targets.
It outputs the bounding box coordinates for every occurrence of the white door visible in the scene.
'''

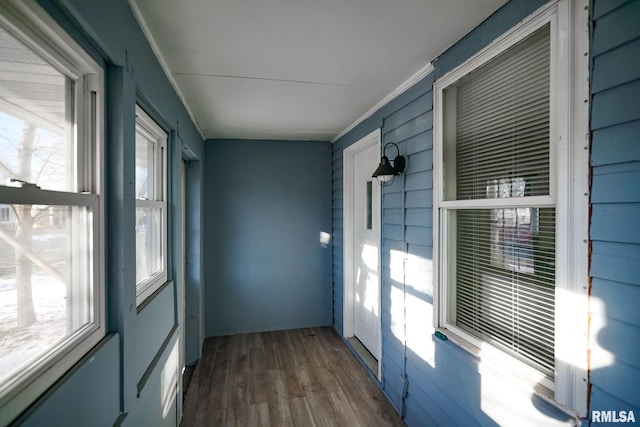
[352,143,381,360]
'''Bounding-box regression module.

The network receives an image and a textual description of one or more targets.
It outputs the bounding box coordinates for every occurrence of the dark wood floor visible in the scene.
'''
[181,327,406,427]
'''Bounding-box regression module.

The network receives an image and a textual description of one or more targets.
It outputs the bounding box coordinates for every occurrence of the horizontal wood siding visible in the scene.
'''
[589,0,640,418]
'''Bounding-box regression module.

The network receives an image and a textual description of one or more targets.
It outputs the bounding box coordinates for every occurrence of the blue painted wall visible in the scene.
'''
[589,0,640,423]
[204,139,333,336]
[331,0,625,425]
[5,0,206,425]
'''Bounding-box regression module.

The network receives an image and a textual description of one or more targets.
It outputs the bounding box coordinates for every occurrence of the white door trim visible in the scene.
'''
[343,128,382,381]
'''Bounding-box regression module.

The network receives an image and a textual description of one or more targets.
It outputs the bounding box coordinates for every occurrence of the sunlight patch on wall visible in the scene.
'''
[389,249,436,367]
[161,339,179,419]
[405,253,433,298]
[406,294,436,368]
[587,296,613,370]
[319,231,331,247]
[390,283,405,342]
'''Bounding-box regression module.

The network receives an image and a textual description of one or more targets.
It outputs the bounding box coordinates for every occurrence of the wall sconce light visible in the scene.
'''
[372,142,405,186]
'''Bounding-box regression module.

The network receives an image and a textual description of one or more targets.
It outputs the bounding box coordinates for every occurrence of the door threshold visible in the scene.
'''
[347,336,378,377]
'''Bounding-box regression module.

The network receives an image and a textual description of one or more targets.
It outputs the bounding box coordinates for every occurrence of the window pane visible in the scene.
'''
[448,207,555,376]
[0,204,93,387]
[135,131,152,199]
[0,27,74,192]
[135,207,162,285]
[443,25,550,201]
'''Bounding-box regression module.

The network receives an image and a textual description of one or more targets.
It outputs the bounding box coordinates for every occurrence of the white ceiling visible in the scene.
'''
[129,0,508,141]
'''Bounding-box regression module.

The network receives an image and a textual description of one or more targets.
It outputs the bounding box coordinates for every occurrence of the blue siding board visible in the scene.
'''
[404,404,438,427]
[591,164,640,203]
[382,224,403,241]
[591,0,640,56]
[407,243,432,261]
[592,120,640,166]
[383,238,406,253]
[405,208,432,228]
[405,170,432,191]
[591,252,640,286]
[407,149,433,173]
[384,112,433,144]
[590,384,640,415]
[383,92,433,132]
[591,80,640,130]
[404,383,460,427]
[592,38,640,93]
[405,225,432,246]
[405,189,433,208]
[592,0,634,19]
[591,241,640,286]
[383,208,403,225]
[591,279,640,326]
[590,360,640,407]
[591,314,640,368]
[405,129,433,155]
[383,191,403,208]
[591,204,640,244]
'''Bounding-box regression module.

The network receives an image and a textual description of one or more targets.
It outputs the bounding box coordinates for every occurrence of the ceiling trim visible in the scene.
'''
[331,62,435,143]
[127,0,206,140]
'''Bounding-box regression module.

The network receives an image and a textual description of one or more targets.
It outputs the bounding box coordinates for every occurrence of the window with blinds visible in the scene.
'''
[441,24,555,378]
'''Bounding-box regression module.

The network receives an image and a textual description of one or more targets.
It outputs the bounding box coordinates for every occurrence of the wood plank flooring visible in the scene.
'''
[181,327,406,427]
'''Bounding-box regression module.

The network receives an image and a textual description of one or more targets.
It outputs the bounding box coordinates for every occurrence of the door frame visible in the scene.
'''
[343,128,382,380]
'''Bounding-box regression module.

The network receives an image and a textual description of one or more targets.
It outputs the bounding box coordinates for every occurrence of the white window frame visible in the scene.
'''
[433,0,589,416]
[0,1,104,424]
[134,105,168,306]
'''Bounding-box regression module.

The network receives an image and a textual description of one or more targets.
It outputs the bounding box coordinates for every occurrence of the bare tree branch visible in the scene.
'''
[0,227,65,284]
[0,158,15,177]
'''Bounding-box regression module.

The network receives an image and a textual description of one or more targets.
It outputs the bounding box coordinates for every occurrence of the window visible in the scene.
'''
[0,206,10,222]
[135,106,167,305]
[0,2,103,424]
[434,0,589,415]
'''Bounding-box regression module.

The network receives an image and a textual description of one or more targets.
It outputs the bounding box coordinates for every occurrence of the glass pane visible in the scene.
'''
[443,26,550,201]
[0,27,74,192]
[448,207,555,376]
[366,180,372,230]
[135,131,153,199]
[135,207,162,285]
[0,204,92,386]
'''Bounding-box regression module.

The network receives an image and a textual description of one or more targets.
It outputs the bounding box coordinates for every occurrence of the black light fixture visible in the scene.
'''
[372,142,405,186]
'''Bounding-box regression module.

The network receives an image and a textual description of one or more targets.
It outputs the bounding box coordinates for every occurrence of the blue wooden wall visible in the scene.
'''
[589,0,640,422]
[331,0,629,425]
[5,0,206,425]
[204,139,333,336]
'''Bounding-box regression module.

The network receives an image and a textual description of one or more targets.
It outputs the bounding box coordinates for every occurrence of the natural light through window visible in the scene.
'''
[0,6,103,423]
[135,106,167,305]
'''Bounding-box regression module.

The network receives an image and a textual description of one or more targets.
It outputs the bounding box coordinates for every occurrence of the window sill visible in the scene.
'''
[433,327,579,419]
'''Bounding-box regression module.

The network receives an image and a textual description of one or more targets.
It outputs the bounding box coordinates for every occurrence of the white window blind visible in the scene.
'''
[444,26,551,201]
[443,25,555,377]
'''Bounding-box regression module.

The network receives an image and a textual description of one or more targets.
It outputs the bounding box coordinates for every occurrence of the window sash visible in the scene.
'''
[134,106,167,305]
[443,25,551,202]
[0,2,103,423]
[444,206,556,378]
[437,16,556,388]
